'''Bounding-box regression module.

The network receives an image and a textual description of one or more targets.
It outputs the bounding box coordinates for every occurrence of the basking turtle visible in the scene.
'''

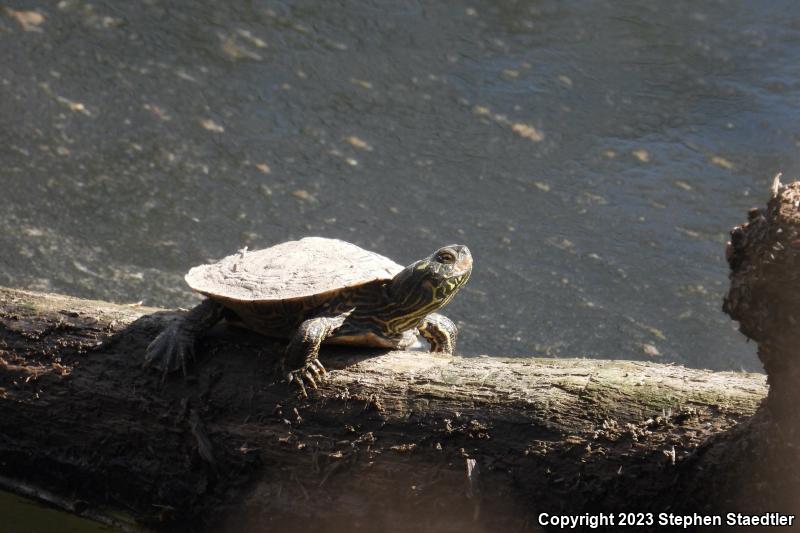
[144,237,472,395]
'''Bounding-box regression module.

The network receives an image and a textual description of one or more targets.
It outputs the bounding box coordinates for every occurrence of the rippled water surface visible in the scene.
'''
[4,0,800,372]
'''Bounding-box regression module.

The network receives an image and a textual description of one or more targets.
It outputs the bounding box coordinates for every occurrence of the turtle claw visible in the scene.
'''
[279,358,327,398]
[312,359,327,375]
[144,322,195,380]
[303,371,318,390]
[306,364,322,383]
[295,377,309,398]
[179,341,196,377]
[179,345,189,378]
[283,368,311,398]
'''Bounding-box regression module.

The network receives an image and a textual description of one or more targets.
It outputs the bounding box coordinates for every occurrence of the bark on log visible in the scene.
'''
[724,176,800,426]
[0,287,771,532]
[711,176,800,529]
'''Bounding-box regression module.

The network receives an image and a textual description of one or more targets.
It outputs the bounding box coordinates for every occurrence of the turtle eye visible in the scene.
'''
[436,250,456,264]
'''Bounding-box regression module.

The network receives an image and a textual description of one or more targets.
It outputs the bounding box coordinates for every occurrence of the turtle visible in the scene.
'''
[144,237,472,395]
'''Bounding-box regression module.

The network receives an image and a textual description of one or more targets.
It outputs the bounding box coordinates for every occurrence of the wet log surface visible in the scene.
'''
[0,287,770,532]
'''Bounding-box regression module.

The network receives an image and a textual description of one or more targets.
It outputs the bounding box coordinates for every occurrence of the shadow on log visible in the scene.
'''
[1,182,799,532]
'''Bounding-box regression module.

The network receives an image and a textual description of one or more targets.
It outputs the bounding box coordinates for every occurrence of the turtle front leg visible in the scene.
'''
[280,312,350,397]
[144,299,224,379]
[418,313,457,354]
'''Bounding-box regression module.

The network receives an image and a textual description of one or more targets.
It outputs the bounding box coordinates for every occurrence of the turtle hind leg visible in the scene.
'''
[418,313,457,354]
[144,299,224,379]
[279,311,351,397]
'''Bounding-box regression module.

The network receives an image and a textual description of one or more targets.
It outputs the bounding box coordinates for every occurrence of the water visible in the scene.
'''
[5,0,800,377]
[0,490,116,532]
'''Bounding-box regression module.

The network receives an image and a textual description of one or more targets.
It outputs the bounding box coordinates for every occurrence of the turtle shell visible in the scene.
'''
[185,237,403,302]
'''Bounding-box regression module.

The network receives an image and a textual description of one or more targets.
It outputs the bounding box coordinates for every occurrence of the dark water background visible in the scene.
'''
[5,0,800,377]
[0,490,115,532]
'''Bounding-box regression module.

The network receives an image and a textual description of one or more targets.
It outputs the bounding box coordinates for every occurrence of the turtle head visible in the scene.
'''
[385,245,472,330]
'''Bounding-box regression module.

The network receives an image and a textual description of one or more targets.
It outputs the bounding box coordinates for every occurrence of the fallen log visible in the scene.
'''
[0,286,769,532]
[710,176,800,528]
